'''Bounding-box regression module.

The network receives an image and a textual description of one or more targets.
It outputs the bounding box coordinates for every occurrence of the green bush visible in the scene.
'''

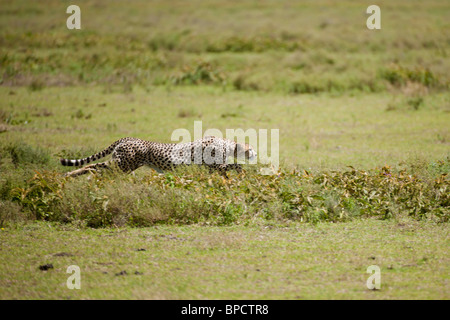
[206,36,299,53]
[2,142,50,167]
[380,65,440,88]
[171,61,227,86]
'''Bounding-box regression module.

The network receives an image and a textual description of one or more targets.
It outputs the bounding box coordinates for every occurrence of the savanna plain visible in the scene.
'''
[0,0,449,300]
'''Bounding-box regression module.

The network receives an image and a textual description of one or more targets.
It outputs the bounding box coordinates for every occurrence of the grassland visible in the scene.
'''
[1,219,448,299]
[0,0,449,300]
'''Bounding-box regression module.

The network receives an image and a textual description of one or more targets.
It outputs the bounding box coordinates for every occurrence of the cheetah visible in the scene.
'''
[60,136,256,178]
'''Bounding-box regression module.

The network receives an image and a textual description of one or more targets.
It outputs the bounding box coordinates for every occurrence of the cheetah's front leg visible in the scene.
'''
[227,163,243,174]
[215,163,243,178]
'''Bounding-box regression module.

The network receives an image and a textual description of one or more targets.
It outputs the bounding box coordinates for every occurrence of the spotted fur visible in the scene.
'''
[60,136,256,177]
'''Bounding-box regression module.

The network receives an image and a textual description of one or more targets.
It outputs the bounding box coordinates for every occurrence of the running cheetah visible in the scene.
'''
[60,136,256,177]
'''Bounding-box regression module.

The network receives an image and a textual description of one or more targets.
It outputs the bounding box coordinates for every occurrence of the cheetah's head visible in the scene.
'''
[234,143,257,161]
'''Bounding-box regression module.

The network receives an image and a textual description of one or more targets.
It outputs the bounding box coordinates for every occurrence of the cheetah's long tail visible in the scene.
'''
[60,137,134,167]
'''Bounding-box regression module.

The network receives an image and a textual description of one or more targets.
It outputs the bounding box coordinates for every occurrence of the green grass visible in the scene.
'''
[1,0,449,92]
[0,219,448,299]
[0,0,449,300]
[1,86,449,170]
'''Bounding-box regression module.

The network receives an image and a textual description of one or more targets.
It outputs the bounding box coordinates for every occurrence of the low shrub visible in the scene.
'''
[2,158,448,227]
[171,61,227,86]
[2,142,50,167]
[379,64,441,89]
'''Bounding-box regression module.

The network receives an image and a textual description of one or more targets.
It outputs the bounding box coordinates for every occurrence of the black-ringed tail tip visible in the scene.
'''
[61,158,85,166]
[60,153,106,167]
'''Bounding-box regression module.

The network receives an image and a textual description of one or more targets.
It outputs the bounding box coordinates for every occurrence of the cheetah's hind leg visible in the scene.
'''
[63,162,111,178]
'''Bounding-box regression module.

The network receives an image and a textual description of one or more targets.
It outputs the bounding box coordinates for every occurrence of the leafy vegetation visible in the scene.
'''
[1,158,448,228]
